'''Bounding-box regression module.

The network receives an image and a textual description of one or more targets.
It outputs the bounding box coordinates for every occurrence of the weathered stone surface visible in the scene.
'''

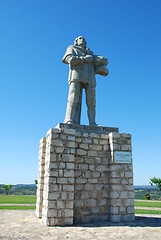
[77,149,86,156]
[36,125,134,226]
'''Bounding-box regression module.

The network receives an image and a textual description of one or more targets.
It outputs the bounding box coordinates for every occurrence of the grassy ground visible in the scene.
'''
[0,195,161,214]
[135,200,161,208]
[0,195,36,210]
[0,195,36,204]
[0,205,36,210]
[135,209,161,214]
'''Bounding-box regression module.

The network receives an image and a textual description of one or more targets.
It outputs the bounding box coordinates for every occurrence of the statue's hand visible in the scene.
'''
[84,55,93,63]
[70,56,84,65]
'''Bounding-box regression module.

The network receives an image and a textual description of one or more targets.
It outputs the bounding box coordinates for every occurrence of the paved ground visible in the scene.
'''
[0,210,161,240]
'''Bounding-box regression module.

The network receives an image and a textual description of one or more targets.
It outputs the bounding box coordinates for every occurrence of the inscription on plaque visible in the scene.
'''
[114,151,131,164]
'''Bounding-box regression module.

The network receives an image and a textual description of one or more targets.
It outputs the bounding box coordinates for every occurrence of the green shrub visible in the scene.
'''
[145,192,150,200]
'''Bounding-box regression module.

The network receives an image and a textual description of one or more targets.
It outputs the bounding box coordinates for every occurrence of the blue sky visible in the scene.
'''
[0,0,161,185]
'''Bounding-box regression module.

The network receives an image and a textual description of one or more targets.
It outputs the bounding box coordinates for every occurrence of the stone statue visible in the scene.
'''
[62,36,108,125]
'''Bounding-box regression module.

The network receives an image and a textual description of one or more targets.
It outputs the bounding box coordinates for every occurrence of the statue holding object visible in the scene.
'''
[62,36,108,125]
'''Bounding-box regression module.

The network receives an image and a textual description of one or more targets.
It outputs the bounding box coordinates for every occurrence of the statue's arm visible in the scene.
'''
[64,55,84,65]
[63,54,93,65]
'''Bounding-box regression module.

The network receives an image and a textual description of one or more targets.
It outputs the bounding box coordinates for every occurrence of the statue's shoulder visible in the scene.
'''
[65,45,76,55]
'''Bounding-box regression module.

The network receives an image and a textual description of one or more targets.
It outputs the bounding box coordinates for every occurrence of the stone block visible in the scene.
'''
[110,214,121,222]
[89,165,95,171]
[120,191,128,199]
[99,139,108,145]
[56,147,64,153]
[92,171,100,178]
[57,178,68,184]
[63,185,74,191]
[48,192,60,200]
[46,209,58,218]
[64,218,73,225]
[75,137,82,142]
[76,178,87,184]
[77,149,86,156]
[90,145,102,151]
[63,128,75,135]
[96,165,106,172]
[120,206,126,213]
[64,209,73,217]
[124,199,134,207]
[128,191,134,198]
[120,133,131,138]
[79,143,89,150]
[67,135,75,141]
[83,138,92,143]
[51,139,63,147]
[101,134,109,139]
[49,162,58,169]
[110,171,120,178]
[83,133,88,137]
[64,170,74,177]
[99,198,107,206]
[110,206,119,214]
[109,132,120,139]
[66,201,73,208]
[87,199,96,207]
[89,133,100,138]
[57,200,65,209]
[88,151,97,157]
[110,191,119,199]
[127,206,135,214]
[122,214,135,222]
[62,154,74,162]
[93,139,99,144]
[66,162,74,169]
[67,141,75,148]
[121,145,131,151]
[125,172,133,178]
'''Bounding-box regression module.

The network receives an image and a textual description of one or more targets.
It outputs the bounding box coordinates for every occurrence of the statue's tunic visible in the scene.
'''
[62,45,96,87]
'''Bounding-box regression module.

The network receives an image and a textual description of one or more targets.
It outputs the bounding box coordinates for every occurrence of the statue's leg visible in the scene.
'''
[64,82,82,124]
[85,84,96,125]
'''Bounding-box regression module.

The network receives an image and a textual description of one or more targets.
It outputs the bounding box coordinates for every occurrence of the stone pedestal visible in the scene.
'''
[36,123,135,226]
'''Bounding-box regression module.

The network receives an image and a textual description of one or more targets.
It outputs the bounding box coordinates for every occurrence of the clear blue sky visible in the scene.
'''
[0,0,161,185]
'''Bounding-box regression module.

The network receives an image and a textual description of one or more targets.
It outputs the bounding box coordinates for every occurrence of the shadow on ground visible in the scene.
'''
[74,215,161,228]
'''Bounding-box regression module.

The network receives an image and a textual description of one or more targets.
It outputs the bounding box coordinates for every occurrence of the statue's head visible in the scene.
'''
[74,36,86,48]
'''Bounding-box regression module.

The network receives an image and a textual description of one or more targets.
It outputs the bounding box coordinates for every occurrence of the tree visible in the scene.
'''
[2,184,12,195]
[34,179,37,185]
[150,177,161,191]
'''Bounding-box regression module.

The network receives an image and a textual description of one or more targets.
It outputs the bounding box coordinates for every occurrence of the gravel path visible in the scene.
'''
[0,210,161,240]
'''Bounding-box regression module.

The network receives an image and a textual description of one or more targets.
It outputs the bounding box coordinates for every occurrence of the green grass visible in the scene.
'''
[135,209,161,214]
[0,205,36,210]
[135,200,161,208]
[0,195,36,204]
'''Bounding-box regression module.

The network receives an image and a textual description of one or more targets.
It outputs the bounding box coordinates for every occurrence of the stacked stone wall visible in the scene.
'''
[74,132,110,224]
[36,124,135,226]
[36,137,46,218]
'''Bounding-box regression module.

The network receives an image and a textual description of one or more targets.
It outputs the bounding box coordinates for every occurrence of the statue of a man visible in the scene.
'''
[62,36,108,125]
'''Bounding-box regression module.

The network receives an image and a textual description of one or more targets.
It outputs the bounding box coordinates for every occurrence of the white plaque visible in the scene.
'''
[114,151,131,163]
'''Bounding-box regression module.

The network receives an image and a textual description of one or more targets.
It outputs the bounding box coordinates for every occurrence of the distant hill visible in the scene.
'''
[0,184,36,195]
[0,184,160,199]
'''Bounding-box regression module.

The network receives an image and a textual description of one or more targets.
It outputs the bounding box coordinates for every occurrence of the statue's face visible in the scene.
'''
[77,36,86,48]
